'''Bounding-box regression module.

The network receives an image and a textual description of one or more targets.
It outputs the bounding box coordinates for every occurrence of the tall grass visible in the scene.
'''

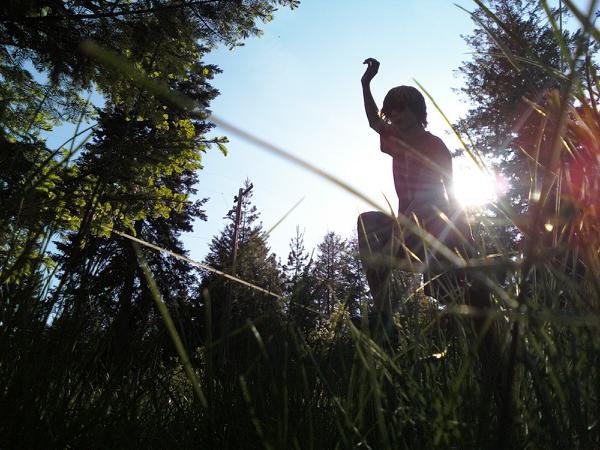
[2,1,600,449]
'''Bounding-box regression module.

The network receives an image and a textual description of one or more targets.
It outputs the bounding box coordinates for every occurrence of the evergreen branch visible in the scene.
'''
[0,0,223,23]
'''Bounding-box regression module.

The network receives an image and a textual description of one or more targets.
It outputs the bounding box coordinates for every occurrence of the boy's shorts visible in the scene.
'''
[360,209,473,303]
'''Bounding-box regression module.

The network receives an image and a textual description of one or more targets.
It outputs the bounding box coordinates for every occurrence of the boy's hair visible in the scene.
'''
[381,86,427,127]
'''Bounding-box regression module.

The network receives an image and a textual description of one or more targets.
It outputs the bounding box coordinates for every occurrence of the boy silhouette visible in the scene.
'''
[357,57,471,318]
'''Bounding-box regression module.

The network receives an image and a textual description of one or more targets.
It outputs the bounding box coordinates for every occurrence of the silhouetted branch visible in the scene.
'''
[1,0,223,23]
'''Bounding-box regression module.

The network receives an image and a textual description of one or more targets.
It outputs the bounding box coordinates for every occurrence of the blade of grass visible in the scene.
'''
[110,227,282,299]
[134,242,208,408]
[263,196,305,238]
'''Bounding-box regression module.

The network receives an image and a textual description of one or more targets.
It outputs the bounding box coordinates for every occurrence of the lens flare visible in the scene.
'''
[452,163,504,208]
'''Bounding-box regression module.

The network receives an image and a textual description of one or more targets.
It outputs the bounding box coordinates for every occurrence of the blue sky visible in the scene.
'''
[187,0,483,262]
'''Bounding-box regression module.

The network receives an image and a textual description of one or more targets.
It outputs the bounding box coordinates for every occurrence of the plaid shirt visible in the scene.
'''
[380,125,452,217]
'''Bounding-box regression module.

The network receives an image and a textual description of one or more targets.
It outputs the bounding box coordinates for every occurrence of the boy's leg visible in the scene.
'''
[357,211,399,315]
[422,207,473,304]
[424,212,505,408]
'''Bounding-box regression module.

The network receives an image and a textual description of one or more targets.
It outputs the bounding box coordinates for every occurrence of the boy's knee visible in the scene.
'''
[357,211,387,232]
[357,211,370,228]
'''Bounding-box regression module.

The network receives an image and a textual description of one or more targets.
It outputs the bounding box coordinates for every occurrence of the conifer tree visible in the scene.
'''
[284,226,310,293]
[1,0,299,283]
[0,3,299,443]
[339,234,369,318]
[283,226,318,330]
[201,180,284,346]
[456,0,583,213]
[312,231,347,316]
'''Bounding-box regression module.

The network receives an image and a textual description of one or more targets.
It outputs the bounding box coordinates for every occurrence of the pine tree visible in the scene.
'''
[284,226,310,293]
[50,47,218,350]
[340,234,369,318]
[283,226,318,330]
[312,231,348,316]
[1,0,300,283]
[1,0,298,339]
[0,3,299,443]
[200,181,284,350]
[455,0,600,271]
[456,0,571,213]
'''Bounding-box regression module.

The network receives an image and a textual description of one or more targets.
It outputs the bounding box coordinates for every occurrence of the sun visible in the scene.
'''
[452,162,504,208]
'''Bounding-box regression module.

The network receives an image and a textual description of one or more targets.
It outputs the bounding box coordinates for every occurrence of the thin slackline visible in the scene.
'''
[108,227,282,299]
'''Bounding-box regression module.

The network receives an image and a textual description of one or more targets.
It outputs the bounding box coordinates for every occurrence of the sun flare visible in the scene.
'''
[452,163,504,208]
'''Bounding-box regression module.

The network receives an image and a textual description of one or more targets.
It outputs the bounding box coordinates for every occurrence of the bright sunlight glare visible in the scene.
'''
[452,162,505,208]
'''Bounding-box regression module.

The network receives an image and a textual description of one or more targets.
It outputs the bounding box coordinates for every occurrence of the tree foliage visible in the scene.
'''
[201,181,283,325]
[0,1,300,445]
[456,0,581,211]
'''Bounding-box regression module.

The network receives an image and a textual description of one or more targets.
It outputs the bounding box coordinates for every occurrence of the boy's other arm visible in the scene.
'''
[361,58,385,134]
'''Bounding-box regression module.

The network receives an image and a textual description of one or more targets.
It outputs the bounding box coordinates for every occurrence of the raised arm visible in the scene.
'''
[361,58,385,134]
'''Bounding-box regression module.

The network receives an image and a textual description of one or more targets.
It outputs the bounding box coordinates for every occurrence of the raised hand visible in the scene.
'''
[361,58,380,84]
